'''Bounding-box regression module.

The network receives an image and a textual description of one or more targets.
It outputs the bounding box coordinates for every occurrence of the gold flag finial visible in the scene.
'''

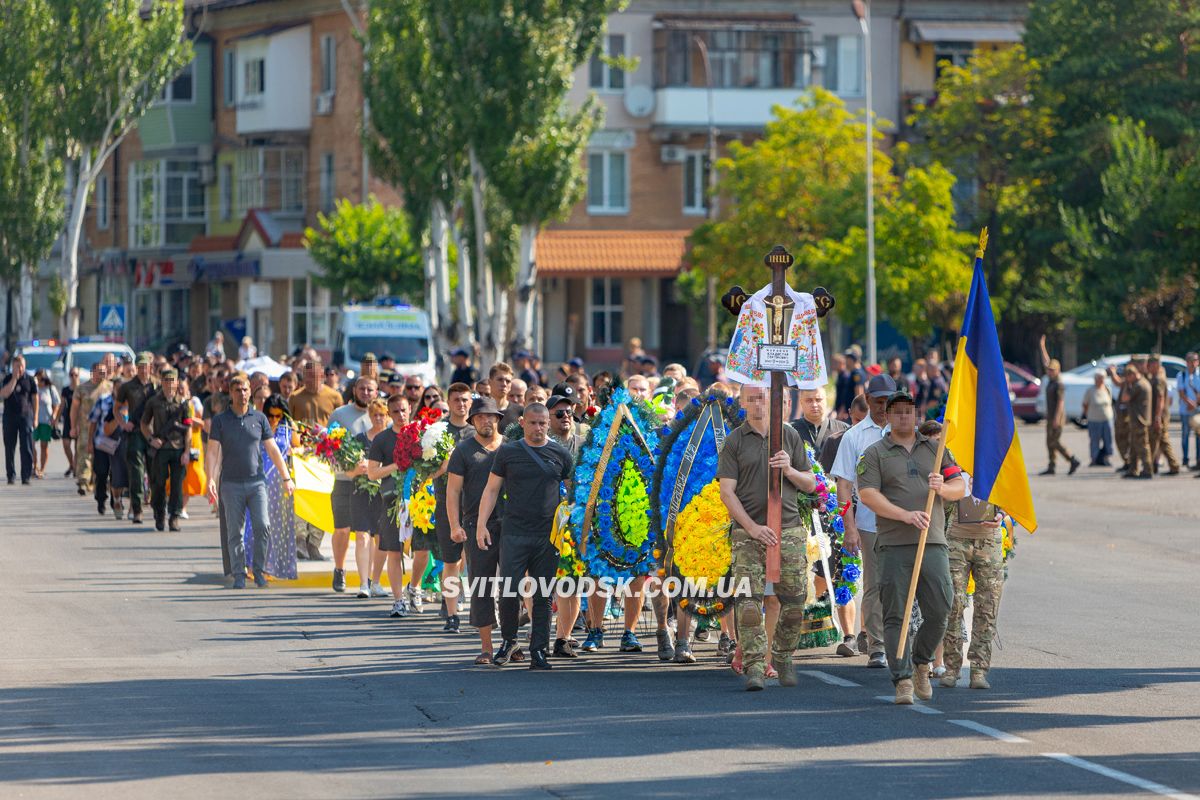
[976,227,989,260]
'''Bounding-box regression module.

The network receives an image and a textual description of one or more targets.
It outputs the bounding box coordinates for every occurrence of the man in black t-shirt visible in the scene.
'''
[366,392,415,618]
[432,383,475,633]
[446,396,506,664]
[1,355,39,484]
[476,403,573,670]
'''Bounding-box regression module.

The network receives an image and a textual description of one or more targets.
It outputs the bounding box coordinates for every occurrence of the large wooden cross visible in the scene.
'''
[722,245,835,582]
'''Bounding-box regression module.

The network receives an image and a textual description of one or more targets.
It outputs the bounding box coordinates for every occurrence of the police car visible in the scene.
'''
[15,337,136,389]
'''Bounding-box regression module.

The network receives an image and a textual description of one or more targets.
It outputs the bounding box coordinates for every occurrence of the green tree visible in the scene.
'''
[304,196,424,303]
[1061,118,1198,348]
[689,89,974,346]
[0,0,64,341]
[51,0,191,339]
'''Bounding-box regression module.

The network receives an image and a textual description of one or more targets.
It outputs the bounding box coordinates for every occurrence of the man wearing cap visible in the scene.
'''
[546,388,588,659]
[449,348,480,387]
[566,357,585,376]
[831,373,897,666]
[71,361,113,496]
[141,367,192,532]
[1039,336,1080,476]
[857,391,965,705]
[115,353,158,525]
[639,355,660,380]
[447,395,507,664]
[378,354,397,386]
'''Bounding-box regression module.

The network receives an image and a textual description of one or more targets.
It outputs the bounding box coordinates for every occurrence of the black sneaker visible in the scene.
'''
[443,614,460,633]
[154,515,165,531]
[1038,466,1055,476]
[168,516,181,532]
[553,638,578,658]
[1068,457,1080,475]
[529,648,553,670]
[493,638,517,666]
[97,499,106,515]
[332,568,346,593]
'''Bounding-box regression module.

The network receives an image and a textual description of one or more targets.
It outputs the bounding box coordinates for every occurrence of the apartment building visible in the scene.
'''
[538,0,1027,368]
[75,0,392,359]
[63,0,1024,367]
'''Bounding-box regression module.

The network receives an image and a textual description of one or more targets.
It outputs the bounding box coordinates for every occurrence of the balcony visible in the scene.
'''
[232,23,312,136]
[651,17,812,129]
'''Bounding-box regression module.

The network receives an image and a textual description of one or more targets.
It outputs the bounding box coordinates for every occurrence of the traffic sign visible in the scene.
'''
[99,304,126,331]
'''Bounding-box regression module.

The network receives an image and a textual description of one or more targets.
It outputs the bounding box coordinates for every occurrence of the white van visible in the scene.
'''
[335,302,435,384]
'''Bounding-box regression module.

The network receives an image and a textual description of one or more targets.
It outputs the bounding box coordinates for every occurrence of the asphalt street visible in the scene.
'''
[1,423,1198,799]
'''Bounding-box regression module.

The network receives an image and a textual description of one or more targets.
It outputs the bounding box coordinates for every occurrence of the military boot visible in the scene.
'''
[894,679,915,705]
[745,666,766,692]
[913,663,934,701]
[969,669,991,690]
[772,658,798,687]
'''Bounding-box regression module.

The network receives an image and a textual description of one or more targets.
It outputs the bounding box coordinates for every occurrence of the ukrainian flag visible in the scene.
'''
[944,230,1038,532]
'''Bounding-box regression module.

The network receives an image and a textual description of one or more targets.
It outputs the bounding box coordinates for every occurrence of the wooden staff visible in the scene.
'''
[895,434,948,661]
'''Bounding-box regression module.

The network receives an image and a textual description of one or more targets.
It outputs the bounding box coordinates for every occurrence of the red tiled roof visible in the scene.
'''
[537,230,690,277]
[280,232,306,248]
[188,234,238,253]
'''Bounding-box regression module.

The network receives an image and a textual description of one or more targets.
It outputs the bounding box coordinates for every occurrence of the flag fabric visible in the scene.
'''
[944,241,1038,533]
[292,453,335,533]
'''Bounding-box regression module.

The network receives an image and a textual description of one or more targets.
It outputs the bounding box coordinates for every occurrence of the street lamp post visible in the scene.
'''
[695,35,720,352]
[852,0,876,366]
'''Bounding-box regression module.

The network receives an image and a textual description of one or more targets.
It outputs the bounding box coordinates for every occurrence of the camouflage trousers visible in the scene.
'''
[730,525,809,678]
[1114,412,1130,463]
[943,533,1005,674]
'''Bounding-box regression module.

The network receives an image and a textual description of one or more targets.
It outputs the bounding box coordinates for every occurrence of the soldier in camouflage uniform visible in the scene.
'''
[940,497,1006,690]
[717,386,817,691]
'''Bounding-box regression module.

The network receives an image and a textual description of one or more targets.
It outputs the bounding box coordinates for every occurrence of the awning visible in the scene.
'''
[654,15,811,33]
[909,20,1024,44]
[536,230,690,278]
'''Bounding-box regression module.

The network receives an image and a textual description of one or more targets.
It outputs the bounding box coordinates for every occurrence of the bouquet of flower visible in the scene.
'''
[417,416,455,479]
[390,408,454,527]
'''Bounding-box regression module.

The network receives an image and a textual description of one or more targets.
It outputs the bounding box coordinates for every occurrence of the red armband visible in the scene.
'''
[941,465,962,480]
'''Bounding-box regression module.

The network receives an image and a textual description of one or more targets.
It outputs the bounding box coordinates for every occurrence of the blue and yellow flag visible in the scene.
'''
[944,230,1037,532]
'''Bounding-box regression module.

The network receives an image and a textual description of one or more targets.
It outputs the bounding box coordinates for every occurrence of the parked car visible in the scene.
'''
[1036,354,1187,427]
[17,338,135,389]
[1004,361,1042,423]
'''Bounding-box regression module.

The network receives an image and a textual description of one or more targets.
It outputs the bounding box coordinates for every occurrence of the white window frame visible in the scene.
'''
[243,57,265,98]
[319,152,335,213]
[289,277,341,351]
[223,49,237,108]
[320,34,337,95]
[586,277,624,348]
[682,151,709,216]
[96,174,109,230]
[234,147,306,218]
[156,59,195,105]
[588,33,626,92]
[824,34,865,98]
[586,149,629,215]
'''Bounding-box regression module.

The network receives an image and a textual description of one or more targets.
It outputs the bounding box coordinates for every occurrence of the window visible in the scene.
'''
[588,278,623,348]
[586,150,628,213]
[683,151,709,215]
[655,28,812,90]
[128,159,206,248]
[157,59,194,104]
[290,277,342,351]
[320,34,336,94]
[235,148,306,217]
[934,41,974,81]
[588,34,626,91]
[223,50,236,107]
[824,34,864,97]
[219,163,233,221]
[208,284,223,342]
[96,175,109,230]
[243,57,265,97]
[319,152,335,212]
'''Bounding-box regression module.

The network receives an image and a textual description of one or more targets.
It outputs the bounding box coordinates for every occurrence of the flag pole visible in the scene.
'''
[895,227,988,662]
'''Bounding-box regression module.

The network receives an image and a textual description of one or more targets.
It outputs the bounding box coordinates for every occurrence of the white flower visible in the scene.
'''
[420,421,448,449]
[421,446,437,460]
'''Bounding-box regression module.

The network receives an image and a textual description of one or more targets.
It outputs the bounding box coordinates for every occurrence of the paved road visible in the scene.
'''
[2,425,1199,799]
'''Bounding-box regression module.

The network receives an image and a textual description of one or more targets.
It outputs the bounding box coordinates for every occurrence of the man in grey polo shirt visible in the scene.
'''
[830,373,895,667]
[327,377,378,594]
[205,374,293,589]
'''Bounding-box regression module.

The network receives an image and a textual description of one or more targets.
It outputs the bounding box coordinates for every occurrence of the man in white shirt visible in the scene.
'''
[1178,352,1200,471]
[831,373,896,668]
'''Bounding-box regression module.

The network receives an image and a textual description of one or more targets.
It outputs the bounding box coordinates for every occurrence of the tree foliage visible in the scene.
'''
[689,89,974,344]
[304,197,424,303]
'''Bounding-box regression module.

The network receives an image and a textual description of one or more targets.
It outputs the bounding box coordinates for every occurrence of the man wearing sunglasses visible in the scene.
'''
[402,376,424,419]
[546,389,586,659]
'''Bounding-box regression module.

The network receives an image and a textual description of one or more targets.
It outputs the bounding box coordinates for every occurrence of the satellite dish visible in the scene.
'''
[623,85,655,118]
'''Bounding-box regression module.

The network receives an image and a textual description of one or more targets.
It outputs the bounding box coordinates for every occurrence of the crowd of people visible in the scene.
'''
[0,335,1016,703]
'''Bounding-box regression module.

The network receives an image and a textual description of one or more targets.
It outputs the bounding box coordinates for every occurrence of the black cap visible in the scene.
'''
[640,354,658,366]
[450,347,469,358]
[867,374,898,397]
[547,383,577,408]
[885,390,916,410]
[468,395,503,420]
[568,357,584,368]
[380,353,396,363]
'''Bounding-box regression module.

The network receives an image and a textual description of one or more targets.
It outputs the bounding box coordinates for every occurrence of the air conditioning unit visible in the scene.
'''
[315,92,334,115]
[660,145,687,164]
[811,45,827,69]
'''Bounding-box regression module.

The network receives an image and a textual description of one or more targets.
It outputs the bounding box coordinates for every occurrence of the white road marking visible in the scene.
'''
[948,719,1029,743]
[874,695,942,714]
[801,670,861,687]
[1042,753,1199,800]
